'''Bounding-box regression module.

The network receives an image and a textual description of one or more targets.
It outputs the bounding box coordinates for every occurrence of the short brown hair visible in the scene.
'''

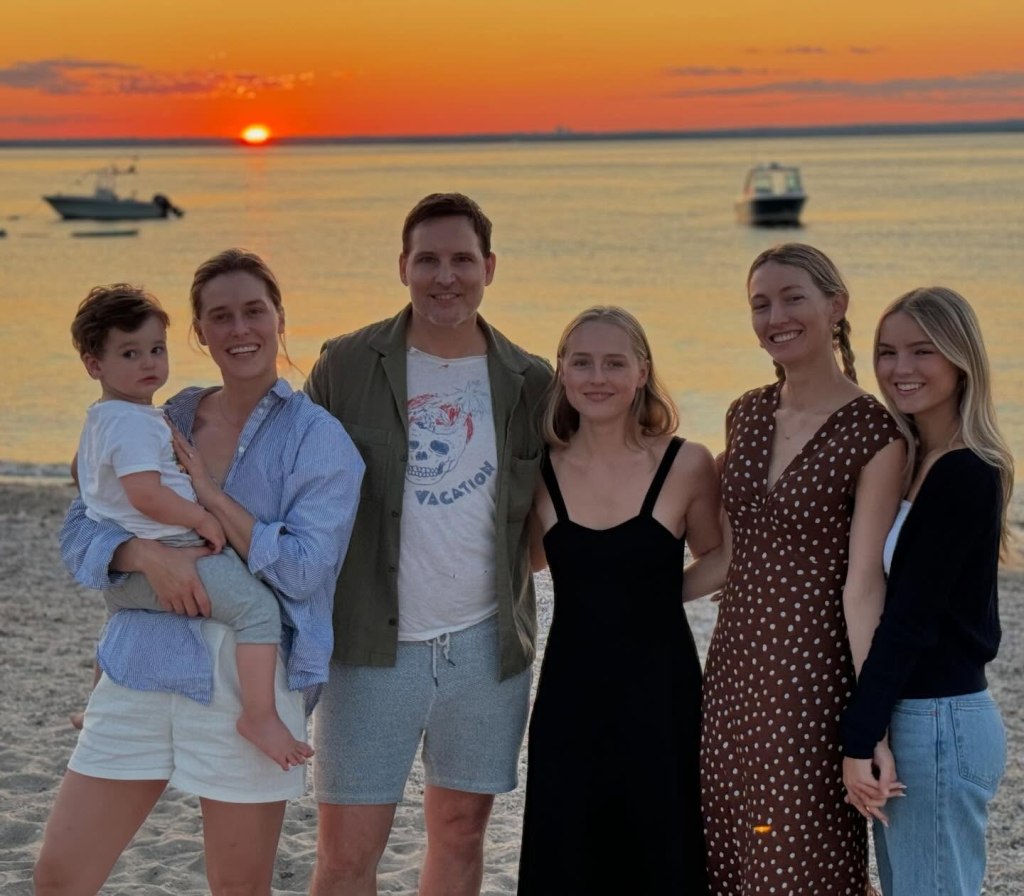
[71,284,169,358]
[401,193,493,256]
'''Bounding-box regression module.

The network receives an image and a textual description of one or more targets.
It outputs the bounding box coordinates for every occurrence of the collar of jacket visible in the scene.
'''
[368,306,531,446]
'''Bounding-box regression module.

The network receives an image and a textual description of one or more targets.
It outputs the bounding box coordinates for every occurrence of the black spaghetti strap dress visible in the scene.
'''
[517,437,709,895]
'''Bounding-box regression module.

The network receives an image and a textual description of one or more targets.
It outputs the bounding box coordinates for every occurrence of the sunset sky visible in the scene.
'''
[3,0,1023,140]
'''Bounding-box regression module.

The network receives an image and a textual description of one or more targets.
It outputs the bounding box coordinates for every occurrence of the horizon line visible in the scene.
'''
[2,118,1023,148]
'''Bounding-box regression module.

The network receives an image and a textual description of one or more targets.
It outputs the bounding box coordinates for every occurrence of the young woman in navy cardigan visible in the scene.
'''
[841,286,1014,895]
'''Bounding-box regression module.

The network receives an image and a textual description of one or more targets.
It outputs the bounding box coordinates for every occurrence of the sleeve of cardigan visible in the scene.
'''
[840,451,998,758]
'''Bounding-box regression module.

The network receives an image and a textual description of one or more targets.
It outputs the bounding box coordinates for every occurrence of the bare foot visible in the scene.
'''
[236,712,314,771]
[69,711,85,730]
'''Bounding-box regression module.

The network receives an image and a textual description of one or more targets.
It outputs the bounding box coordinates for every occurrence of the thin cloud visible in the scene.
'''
[666,70,1024,101]
[746,45,884,57]
[665,66,782,77]
[0,113,95,125]
[0,58,315,98]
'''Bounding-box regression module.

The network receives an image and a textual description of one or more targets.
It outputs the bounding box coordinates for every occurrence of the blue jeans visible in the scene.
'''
[875,690,1005,896]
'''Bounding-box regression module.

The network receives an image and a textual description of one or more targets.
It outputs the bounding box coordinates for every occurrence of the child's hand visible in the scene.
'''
[195,509,226,552]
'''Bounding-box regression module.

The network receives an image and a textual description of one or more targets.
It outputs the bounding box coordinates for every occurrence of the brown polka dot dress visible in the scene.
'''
[701,383,900,895]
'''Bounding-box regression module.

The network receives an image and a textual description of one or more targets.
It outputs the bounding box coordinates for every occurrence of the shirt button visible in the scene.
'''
[391,510,399,518]
[387,617,397,626]
[400,453,408,462]
[238,446,245,454]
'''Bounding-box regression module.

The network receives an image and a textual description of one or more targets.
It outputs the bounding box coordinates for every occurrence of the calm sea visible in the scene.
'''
[2,134,1022,523]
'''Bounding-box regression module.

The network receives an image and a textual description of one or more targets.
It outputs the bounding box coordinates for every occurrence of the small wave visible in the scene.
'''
[0,461,73,483]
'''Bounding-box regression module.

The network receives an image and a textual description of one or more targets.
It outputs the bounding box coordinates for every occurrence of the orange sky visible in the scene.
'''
[2,0,1023,139]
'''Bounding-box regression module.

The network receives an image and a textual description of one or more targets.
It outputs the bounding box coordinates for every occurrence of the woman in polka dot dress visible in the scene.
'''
[687,244,906,894]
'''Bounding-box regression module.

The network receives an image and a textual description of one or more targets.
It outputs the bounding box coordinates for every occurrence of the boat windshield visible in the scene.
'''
[92,163,137,198]
[747,166,803,196]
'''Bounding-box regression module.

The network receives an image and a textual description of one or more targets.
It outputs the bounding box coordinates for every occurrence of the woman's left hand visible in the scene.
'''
[170,424,220,506]
[842,755,899,826]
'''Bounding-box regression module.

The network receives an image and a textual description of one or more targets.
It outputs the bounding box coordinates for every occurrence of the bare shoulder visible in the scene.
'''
[675,438,717,476]
[663,436,718,493]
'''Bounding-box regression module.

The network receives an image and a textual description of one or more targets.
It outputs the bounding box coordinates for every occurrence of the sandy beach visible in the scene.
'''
[1,479,1021,894]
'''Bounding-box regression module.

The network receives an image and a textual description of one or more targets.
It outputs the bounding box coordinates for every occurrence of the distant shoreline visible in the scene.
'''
[3,118,1023,149]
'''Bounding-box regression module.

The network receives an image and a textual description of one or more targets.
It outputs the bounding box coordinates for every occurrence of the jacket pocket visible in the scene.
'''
[506,452,542,521]
[342,423,392,504]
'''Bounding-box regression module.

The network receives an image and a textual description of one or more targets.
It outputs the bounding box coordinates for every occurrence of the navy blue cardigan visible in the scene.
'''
[841,448,1002,759]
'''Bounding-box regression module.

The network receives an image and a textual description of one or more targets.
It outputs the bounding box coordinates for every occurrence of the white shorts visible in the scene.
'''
[69,622,306,803]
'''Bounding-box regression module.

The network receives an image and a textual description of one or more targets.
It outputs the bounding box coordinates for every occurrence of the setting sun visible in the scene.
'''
[241,124,272,145]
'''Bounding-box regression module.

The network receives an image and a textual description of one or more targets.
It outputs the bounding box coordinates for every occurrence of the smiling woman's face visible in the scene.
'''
[194,270,284,387]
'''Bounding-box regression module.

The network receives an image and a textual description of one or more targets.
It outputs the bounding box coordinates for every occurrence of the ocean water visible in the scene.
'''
[1,133,1022,522]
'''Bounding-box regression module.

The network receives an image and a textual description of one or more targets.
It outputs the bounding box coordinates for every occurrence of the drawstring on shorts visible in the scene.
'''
[430,631,455,683]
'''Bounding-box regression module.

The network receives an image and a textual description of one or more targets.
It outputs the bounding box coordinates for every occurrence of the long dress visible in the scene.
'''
[700,383,901,895]
[518,437,709,895]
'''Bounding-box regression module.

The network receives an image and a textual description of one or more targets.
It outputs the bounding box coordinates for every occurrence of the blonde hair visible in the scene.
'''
[542,306,678,448]
[748,243,857,383]
[874,287,1015,555]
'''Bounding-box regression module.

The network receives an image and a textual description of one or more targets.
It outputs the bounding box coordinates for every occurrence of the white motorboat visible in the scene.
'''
[43,164,184,221]
[735,163,806,226]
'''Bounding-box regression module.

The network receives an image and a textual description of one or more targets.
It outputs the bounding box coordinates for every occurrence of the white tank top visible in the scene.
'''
[883,499,912,575]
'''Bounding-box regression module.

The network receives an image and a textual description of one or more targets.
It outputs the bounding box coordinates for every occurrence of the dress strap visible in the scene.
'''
[640,436,685,517]
[540,450,570,523]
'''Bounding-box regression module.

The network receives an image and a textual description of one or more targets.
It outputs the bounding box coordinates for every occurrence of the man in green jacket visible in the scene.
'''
[306,193,552,896]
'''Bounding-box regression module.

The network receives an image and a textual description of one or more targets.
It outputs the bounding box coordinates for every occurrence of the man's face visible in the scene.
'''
[399,215,495,334]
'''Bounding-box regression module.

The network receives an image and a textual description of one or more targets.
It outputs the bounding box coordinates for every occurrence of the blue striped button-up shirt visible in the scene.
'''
[60,379,364,711]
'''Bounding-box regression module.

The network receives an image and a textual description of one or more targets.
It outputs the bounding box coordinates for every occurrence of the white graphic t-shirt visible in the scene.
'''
[397,348,499,640]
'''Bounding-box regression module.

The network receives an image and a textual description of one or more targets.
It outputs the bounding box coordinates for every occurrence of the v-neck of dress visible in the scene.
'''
[764,384,869,496]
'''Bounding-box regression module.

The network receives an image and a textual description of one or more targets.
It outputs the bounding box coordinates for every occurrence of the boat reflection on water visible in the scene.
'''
[735,163,806,227]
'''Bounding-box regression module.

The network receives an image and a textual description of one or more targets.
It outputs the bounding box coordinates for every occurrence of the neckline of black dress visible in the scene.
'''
[541,436,685,537]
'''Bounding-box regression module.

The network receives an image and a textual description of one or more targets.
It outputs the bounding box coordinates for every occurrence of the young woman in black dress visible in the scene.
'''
[517,306,721,894]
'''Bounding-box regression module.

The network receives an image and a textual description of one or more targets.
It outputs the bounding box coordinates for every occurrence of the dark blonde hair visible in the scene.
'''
[188,248,295,369]
[748,243,857,383]
[71,284,169,358]
[542,306,678,448]
[875,286,1014,555]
